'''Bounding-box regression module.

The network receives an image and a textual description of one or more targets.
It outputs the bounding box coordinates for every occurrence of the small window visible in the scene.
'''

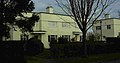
[96,26,101,30]
[62,22,70,28]
[119,32,120,35]
[117,32,120,37]
[48,21,57,28]
[107,25,111,29]
[48,35,57,42]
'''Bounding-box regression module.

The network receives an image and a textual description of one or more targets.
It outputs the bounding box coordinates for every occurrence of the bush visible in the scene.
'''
[50,43,83,58]
[106,37,120,43]
[50,40,120,58]
[58,37,69,44]
[24,38,44,56]
[0,41,25,63]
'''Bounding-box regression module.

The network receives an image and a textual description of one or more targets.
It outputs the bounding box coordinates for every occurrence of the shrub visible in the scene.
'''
[58,37,68,44]
[106,37,120,43]
[0,41,24,63]
[24,38,44,56]
[50,43,83,58]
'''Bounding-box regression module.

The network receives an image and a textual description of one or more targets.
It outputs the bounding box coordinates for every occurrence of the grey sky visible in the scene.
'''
[32,0,120,18]
[32,0,56,12]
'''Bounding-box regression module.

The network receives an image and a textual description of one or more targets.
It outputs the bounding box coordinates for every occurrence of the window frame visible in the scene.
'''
[96,26,101,30]
[62,22,70,28]
[107,25,111,29]
[48,35,57,42]
[48,21,57,28]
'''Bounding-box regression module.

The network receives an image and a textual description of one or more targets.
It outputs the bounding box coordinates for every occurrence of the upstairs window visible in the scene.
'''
[96,26,101,30]
[48,21,57,28]
[107,25,111,29]
[62,22,70,28]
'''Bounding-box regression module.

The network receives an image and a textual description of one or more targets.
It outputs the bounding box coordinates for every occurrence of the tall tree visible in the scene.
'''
[56,0,115,56]
[0,0,39,40]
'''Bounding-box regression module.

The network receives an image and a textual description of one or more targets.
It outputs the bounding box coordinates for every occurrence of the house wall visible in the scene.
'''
[102,19,114,37]
[113,19,120,37]
[10,12,82,49]
[93,18,120,41]
[39,13,81,48]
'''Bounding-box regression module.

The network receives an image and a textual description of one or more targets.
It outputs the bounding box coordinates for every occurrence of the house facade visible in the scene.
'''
[8,6,82,48]
[93,14,120,41]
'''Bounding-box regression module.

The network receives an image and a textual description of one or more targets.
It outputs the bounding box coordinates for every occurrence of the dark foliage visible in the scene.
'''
[24,38,44,56]
[16,13,39,32]
[106,37,120,43]
[0,41,25,63]
[50,43,83,58]
[58,37,69,44]
[50,39,57,44]
[50,40,120,58]
[0,0,39,39]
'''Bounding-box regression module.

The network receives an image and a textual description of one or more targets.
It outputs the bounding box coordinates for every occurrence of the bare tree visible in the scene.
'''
[56,0,115,56]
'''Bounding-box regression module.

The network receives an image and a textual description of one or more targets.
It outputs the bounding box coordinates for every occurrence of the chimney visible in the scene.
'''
[105,14,110,19]
[46,6,53,13]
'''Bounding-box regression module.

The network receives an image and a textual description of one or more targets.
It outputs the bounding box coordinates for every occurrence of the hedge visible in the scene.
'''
[50,41,120,58]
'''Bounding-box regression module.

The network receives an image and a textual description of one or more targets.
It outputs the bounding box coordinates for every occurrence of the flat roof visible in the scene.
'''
[97,18,120,21]
[31,12,73,17]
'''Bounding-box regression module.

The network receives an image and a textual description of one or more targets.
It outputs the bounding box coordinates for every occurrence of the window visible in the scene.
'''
[62,22,70,28]
[62,35,70,41]
[48,35,57,42]
[107,25,111,29]
[96,26,101,30]
[118,32,120,37]
[48,21,57,28]
[119,32,120,35]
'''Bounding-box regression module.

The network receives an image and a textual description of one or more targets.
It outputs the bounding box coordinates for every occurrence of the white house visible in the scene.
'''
[8,6,82,48]
[93,14,120,41]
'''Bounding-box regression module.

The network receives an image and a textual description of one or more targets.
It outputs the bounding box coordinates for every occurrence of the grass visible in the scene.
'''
[25,50,120,63]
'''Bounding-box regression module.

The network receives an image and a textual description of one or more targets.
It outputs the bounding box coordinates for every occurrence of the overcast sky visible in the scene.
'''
[32,0,56,12]
[32,0,120,18]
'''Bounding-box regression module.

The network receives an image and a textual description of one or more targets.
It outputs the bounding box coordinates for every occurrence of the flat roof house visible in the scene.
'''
[8,6,82,48]
[93,14,120,41]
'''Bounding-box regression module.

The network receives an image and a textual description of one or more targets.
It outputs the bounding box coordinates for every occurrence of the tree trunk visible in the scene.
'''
[0,0,4,41]
[82,30,87,57]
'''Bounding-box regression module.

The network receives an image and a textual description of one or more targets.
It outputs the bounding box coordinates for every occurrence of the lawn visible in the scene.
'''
[25,50,120,63]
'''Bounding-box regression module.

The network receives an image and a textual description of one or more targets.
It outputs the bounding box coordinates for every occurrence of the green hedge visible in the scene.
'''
[50,41,120,58]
